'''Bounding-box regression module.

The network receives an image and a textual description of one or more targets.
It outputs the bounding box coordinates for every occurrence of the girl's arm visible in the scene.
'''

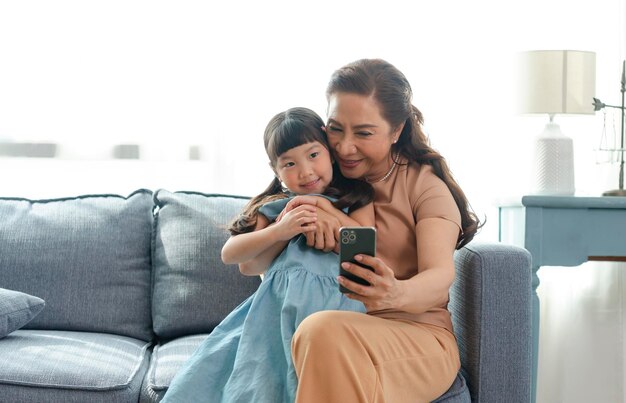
[221,204,318,276]
[221,214,286,276]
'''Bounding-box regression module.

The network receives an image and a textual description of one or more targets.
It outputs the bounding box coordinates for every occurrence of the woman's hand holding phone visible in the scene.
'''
[338,227,404,312]
[339,253,404,312]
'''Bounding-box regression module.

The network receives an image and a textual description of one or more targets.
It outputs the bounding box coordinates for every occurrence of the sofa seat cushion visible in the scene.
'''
[140,334,207,402]
[0,329,150,402]
[149,334,207,390]
[433,372,471,402]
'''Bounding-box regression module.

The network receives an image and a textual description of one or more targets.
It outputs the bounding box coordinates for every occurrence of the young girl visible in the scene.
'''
[162,107,374,403]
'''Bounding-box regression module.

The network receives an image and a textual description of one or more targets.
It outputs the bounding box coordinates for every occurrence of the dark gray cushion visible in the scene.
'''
[0,330,150,403]
[0,288,45,338]
[151,190,261,339]
[0,190,154,341]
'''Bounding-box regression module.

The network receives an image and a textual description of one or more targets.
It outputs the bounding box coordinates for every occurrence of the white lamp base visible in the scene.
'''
[531,121,575,195]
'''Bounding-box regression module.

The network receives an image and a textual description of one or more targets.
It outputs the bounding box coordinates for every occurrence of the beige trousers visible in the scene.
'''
[291,310,460,403]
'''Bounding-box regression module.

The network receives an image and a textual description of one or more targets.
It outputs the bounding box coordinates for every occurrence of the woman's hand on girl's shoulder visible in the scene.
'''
[276,196,319,222]
[283,195,325,213]
[305,207,340,252]
[272,204,318,241]
[285,195,317,211]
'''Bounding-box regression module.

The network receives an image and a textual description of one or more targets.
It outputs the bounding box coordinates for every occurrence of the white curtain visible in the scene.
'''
[1,1,625,400]
[538,262,626,402]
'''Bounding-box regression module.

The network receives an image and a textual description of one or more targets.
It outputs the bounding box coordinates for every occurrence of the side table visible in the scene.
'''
[498,195,626,403]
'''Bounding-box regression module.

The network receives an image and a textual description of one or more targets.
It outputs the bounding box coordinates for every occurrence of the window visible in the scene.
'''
[1,0,624,240]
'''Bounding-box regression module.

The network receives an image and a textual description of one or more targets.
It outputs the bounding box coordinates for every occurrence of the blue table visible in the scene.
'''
[498,195,626,403]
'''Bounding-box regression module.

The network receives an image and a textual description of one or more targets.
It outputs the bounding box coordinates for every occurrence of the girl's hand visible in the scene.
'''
[276,195,320,223]
[273,204,317,241]
[338,254,404,312]
[304,207,340,252]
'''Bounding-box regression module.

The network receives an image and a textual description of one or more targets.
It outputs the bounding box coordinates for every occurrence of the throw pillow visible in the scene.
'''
[0,288,45,338]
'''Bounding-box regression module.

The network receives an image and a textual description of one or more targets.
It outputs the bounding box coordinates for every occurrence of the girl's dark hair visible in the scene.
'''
[326,59,481,249]
[228,107,374,235]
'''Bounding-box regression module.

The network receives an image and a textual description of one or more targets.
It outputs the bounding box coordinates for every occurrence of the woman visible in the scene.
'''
[290,59,480,402]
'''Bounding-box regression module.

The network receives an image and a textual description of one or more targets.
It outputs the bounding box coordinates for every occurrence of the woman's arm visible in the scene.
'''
[338,217,459,314]
[221,204,318,276]
[399,217,458,311]
[345,202,374,227]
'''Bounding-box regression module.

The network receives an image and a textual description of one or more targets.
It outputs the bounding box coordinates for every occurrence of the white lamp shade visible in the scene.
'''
[519,50,596,115]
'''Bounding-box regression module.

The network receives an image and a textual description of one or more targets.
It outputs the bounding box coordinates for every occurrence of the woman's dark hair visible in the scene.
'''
[228,107,374,235]
[326,59,481,248]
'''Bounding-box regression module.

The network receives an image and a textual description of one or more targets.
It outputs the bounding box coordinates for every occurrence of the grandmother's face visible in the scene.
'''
[326,92,401,181]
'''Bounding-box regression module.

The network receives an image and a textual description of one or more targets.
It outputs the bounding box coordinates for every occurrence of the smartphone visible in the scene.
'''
[338,226,376,293]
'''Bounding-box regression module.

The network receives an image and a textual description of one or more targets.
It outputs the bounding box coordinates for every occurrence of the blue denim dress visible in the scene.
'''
[161,197,365,403]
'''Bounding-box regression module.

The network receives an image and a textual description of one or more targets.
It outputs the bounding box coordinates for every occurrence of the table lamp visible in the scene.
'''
[519,50,596,195]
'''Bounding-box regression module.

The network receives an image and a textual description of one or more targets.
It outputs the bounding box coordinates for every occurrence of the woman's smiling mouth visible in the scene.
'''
[337,158,362,169]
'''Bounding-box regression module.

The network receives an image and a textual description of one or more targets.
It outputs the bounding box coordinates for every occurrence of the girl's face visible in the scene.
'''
[274,140,333,195]
[326,92,402,181]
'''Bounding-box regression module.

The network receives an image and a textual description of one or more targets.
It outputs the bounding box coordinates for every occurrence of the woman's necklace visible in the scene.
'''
[367,153,398,183]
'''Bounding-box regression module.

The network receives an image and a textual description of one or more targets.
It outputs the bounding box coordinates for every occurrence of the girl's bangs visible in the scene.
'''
[269,120,324,161]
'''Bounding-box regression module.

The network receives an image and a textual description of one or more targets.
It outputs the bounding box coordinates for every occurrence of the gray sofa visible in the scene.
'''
[0,189,532,402]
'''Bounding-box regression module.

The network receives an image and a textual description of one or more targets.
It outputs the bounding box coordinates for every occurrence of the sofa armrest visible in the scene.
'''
[450,242,532,403]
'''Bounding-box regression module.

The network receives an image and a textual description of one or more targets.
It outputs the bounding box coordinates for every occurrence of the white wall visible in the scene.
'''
[3,0,623,243]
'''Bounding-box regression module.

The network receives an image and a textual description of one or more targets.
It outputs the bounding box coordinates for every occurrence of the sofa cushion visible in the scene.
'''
[152,190,261,339]
[141,333,208,401]
[0,190,154,341]
[0,329,150,403]
[432,373,471,402]
[0,288,45,338]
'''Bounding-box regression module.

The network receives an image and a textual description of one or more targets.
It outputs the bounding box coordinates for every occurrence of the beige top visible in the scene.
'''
[368,157,462,332]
